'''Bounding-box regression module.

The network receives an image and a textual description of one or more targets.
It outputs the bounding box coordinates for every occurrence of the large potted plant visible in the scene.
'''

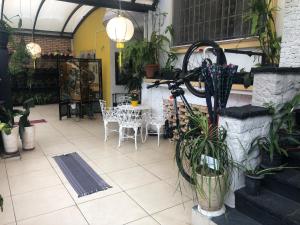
[19,98,35,150]
[144,26,174,78]
[180,112,233,214]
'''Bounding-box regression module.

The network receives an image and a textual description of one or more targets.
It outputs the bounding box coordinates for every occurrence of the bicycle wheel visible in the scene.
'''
[175,138,195,185]
[182,40,227,98]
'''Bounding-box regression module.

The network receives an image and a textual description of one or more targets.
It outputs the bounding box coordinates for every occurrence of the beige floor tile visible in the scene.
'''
[0,196,15,225]
[164,177,196,199]
[126,217,160,225]
[92,155,137,173]
[9,169,61,195]
[0,177,10,197]
[63,174,122,204]
[126,149,172,165]
[126,181,190,214]
[41,142,80,156]
[18,206,88,225]
[78,192,147,225]
[83,148,123,161]
[13,185,74,221]
[143,160,178,180]
[152,201,193,225]
[20,147,45,161]
[5,157,52,177]
[0,161,7,178]
[108,166,160,190]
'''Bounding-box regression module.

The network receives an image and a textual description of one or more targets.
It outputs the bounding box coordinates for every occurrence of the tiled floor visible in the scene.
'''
[0,104,214,225]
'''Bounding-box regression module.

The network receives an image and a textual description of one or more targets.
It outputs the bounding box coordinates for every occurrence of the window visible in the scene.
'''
[173,0,252,46]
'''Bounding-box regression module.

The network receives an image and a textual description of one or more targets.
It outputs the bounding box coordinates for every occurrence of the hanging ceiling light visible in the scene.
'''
[26,42,41,59]
[105,0,135,68]
[106,15,134,49]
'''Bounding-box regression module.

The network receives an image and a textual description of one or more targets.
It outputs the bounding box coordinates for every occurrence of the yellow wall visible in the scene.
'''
[73,8,111,106]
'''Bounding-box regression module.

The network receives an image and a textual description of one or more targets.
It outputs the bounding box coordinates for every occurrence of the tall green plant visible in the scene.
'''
[180,113,233,204]
[9,38,31,76]
[247,0,281,65]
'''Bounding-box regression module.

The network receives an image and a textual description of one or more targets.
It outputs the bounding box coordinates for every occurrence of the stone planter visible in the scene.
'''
[22,125,35,150]
[1,126,19,154]
[196,173,226,213]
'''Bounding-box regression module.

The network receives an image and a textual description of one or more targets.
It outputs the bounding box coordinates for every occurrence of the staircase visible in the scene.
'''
[212,152,300,225]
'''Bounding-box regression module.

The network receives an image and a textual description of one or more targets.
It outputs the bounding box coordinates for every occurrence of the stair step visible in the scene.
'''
[263,169,300,204]
[212,207,262,225]
[235,188,300,225]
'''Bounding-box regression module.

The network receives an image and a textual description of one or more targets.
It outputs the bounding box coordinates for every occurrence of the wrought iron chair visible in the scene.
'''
[116,107,145,150]
[144,112,167,146]
[99,100,118,142]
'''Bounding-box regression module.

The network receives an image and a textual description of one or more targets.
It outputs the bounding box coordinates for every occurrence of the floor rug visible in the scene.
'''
[54,152,111,197]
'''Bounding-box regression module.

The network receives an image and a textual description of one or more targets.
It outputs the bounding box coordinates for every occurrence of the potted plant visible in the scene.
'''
[277,93,300,149]
[0,106,21,154]
[255,119,288,168]
[180,112,233,214]
[130,91,139,107]
[19,98,35,150]
[144,26,174,78]
[246,0,281,66]
[243,165,285,196]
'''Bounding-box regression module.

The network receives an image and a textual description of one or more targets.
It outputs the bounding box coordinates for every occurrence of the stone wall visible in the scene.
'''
[8,34,72,55]
[280,0,300,67]
[252,69,300,108]
[219,105,271,208]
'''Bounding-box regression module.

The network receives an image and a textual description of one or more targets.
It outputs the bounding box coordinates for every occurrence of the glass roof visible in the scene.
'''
[0,0,155,35]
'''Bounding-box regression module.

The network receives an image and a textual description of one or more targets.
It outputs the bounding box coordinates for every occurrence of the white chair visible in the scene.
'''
[145,112,167,146]
[116,107,145,150]
[99,100,118,142]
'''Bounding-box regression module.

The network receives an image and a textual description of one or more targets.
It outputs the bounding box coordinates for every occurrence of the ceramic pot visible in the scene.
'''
[22,125,35,150]
[131,100,138,107]
[1,126,19,154]
[196,173,225,212]
[145,64,159,78]
[245,174,264,196]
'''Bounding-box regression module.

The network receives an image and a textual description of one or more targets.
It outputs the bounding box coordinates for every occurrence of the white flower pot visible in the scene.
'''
[22,126,35,150]
[1,126,19,154]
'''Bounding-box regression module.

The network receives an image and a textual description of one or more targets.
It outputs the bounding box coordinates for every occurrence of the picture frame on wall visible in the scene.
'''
[115,52,126,85]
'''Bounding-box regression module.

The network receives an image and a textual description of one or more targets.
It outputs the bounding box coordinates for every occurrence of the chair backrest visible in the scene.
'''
[116,107,144,127]
[117,95,131,106]
[99,100,117,121]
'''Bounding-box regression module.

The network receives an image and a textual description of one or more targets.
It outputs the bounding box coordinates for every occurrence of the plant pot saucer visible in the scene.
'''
[197,204,226,218]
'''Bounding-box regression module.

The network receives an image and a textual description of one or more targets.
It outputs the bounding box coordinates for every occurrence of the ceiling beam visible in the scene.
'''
[61,4,82,35]
[57,0,154,13]
[33,0,46,36]
[1,0,5,20]
[72,7,97,34]
[14,28,73,39]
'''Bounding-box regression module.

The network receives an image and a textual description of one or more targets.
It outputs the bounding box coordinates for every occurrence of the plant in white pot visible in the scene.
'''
[0,107,20,154]
[179,113,233,216]
[19,98,35,150]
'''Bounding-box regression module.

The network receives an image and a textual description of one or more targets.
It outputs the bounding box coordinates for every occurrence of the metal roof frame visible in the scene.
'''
[2,0,158,38]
